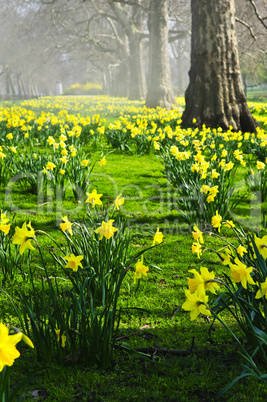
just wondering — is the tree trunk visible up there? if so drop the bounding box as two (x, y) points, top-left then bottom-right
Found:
(108, 61), (129, 98)
(128, 15), (146, 100)
(107, 0), (146, 101)
(146, 0), (176, 110)
(182, 0), (259, 132)
(243, 74), (247, 98)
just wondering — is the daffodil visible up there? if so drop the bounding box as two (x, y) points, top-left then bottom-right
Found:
(46, 161), (56, 171)
(256, 161), (265, 170)
(81, 159), (89, 167)
(224, 220), (235, 228)
(154, 141), (160, 150)
(134, 255), (149, 283)
(9, 146), (17, 153)
(192, 225), (204, 244)
(206, 193), (216, 203)
(187, 267), (220, 294)
(60, 156), (68, 164)
(60, 216), (73, 236)
(94, 219), (118, 240)
(192, 241), (202, 258)
(86, 189), (103, 207)
(200, 184), (210, 194)
(12, 222), (35, 255)
(253, 234), (267, 259)
(99, 156), (107, 166)
(170, 145), (179, 156)
(0, 323), (23, 372)
(237, 245), (247, 257)
(47, 136), (55, 145)
(211, 210), (222, 232)
(211, 169), (220, 179)
(65, 254), (83, 272)
(255, 279), (267, 299)
(223, 161), (234, 171)
(220, 247), (234, 265)
(229, 257), (256, 289)
(152, 227), (163, 246)
(182, 287), (210, 320)
(0, 212), (10, 235)
(114, 194), (124, 210)
(61, 148), (68, 156)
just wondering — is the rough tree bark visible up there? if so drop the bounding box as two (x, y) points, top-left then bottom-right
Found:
(146, 0), (176, 110)
(182, 0), (259, 132)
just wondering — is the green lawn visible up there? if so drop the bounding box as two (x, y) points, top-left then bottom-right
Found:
(0, 97), (267, 401)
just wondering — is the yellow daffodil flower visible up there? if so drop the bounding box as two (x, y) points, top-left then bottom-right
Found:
(192, 225), (204, 244)
(182, 287), (210, 320)
(99, 156), (107, 166)
(81, 159), (89, 167)
(46, 161), (56, 171)
(253, 234), (267, 259)
(86, 189), (103, 207)
(47, 136), (55, 145)
(211, 210), (222, 232)
(152, 227), (163, 246)
(60, 216), (73, 236)
(223, 161), (234, 171)
(65, 254), (83, 272)
(200, 184), (210, 194)
(114, 194), (124, 210)
(224, 220), (235, 228)
(192, 241), (202, 258)
(211, 169), (220, 179)
(12, 222), (35, 255)
(0, 323), (23, 372)
(237, 245), (247, 257)
(255, 279), (267, 299)
(256, 161), (265, 170)
(220, 247), (234, 265)
(134, 255), (149, 284)
(0, 213), (10, 235)
(229, 257), (256, 289)
(94, 219), (118, 240)
(187, 267), (220, 294)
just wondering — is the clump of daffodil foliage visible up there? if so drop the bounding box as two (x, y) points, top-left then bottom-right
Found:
(0, 191), (163, 368)
(182, 213), (267, 394)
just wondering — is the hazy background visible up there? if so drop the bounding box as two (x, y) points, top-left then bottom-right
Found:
(0, 0), (266, 100)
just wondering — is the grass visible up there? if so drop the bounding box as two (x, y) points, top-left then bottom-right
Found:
(0, 97), (267, 401)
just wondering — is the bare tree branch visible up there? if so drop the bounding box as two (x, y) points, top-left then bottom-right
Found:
(107, 0), (149, 11)
(247, 0), (267, 30)
(235, 17), (257, 40)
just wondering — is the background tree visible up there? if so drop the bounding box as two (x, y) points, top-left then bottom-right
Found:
(106, 0), (148, 100)
(235, 0), (267, 96)
(146, 0), (176, 110)
(182, 0), (260, 132)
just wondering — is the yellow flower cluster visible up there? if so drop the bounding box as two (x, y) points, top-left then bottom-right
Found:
(185, 216), (267, 321)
